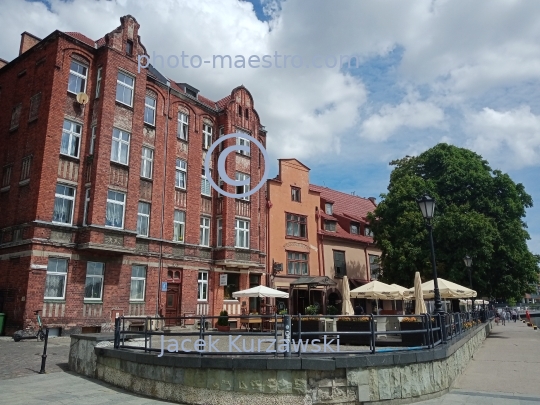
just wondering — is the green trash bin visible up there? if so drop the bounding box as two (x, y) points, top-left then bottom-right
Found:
(0, 313), (5, 336)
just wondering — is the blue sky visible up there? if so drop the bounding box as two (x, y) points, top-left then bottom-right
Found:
(2, 0), (540, 255)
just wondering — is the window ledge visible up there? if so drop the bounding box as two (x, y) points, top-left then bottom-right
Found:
(115, 100), (134, 111)
(223, 299), (240, 303)
(129, 301), (145, 304)
(9, 126), (19, 132)
(110, 160), (130, 169)
(84, 300), (103, 304)
(140, 177), (153, 182)
(44, 300), (66, 303)
(0, 186), (10, 193)
(285, 236), (308, 241)
(51, 221), (75, 228)
(59, 153), (80, 162)
(143, 122), (156, 129)
(19, 179), (30, 187)
(28, 117), (38, 123)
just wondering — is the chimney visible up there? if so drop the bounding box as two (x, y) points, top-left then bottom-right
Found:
(368, 197), (377, 205)
(0, 58), (8, 69)
(19, 32), (42, 56)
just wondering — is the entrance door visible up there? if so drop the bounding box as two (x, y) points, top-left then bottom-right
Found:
(165, 284), (181, 326)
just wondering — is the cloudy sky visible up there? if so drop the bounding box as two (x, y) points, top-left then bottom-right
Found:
(2, 0), (540, 254)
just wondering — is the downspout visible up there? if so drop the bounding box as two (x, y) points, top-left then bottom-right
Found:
(364, 244), (370, 281)
(156, 81), (171, 317)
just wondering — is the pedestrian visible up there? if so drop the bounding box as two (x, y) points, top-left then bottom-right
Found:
(512, 309), (517, 322)
(354, 304), (364, 316)
(526, 309), (531, 323)
(501, 310), (506, 325)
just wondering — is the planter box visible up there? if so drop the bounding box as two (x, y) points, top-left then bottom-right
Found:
(400, 322), (430, 347)
(291, 320), (322, 340)
(336, 321), (371, 345)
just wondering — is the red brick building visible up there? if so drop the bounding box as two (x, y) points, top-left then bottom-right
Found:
(0, 15), (267, 335)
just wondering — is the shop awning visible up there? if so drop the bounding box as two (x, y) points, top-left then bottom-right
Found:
(289, 276), (337, 287)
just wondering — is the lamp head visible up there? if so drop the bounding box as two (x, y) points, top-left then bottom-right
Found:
(416, 195), (435, 220)
(463, 255), (472, 267)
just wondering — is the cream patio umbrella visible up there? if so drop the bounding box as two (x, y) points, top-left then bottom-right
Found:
(232, 285), (289, 298)
(414, 272), (427, 314)
(350, 280), (403, 314)
(341, 276), (354, 315)
(404, 278), (477, 300)
(390, 284), (409, 312)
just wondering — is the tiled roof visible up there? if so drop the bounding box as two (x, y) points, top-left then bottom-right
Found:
(318, 225), (374, 244)
(95, 37), (106, 47)
(310, 184), (376, 220)
(216, 95), (232, 110)
(198, 94), (217, 109)
(64, 32), (97, 48)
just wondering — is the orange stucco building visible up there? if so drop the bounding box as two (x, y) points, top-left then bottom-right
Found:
(266, 159), (382, 315)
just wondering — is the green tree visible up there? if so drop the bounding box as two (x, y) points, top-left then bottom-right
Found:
(367, 143), (539, 301)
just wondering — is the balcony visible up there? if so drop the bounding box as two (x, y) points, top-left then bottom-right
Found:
(235, 199), (250, 217)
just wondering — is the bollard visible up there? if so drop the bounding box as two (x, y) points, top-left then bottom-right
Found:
(39, 328), (49, 374)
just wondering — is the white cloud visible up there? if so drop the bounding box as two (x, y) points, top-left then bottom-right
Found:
(465, 106), (540, 169)
(360, 99), (445, 141)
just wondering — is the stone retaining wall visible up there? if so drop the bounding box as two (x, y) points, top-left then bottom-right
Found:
(69, 322), (493, 404)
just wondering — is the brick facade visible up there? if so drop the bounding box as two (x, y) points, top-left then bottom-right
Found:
(0, 15), (267, 335)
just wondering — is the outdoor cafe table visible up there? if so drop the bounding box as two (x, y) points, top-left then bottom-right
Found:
(241, 317), (263, 331)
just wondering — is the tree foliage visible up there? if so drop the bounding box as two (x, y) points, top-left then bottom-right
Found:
(367, 143), (539, 301)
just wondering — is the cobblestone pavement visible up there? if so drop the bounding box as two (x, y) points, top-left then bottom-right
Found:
(0, 336), (72, 380)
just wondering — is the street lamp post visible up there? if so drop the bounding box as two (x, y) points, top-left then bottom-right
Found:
(463, 255), (474, 313)
(417, 195), (444, 316)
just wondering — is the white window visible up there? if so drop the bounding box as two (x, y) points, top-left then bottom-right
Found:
(130, 265), (146, 301)
(200, 216), (210, 246)
(236, 136), (251, 156)
(116, 71), (134, 106)
(90, 125), (96, 155)
(177, 112), (189, 140)
(235, 219), (249, 249)
(350, 223), (359, 235)
(325, 203), (333, 215)
(198, 271), (208, 301)
(235, 172), (250, 201)
(44, 258), (68, 299)
(95, 67), (102, 98)
(84, 262), (104, 300)
(175, 159), (187, 189)
(105, 190), (125, 229)
(53, 184), (75, 225)
(217, 218), (222, 247)
(201, 168), (211, 196)
(68, 60), (87, 94)
(324, 220), (337, 232)
(83, 188), (91, 226)
(144, 96), (156, 125)
(203, 123), (213, 149)
(137, 202), (150, 237)
(173, 210), (185, 242)
(111, 128), (130, 165)
(61, 119), (81, 158)
(364, 227), (374, 237)
(140, 147), (153, 179)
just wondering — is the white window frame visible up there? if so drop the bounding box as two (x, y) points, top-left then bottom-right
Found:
(61, 119), (82, 158)
(116, 71), (134, 107)
(52, 184), (76, 225)
(200, 216), (210, 246)
(144, 95), (156, 126)
(350, 223), (359, 235)
(197, 271), (208, 301)
(175, 159), (187, 189)
(44, 258), (68, 300)
(177, 112), (189, 140)
(325, 203), (333, 215)
(201, 168), (211, 196)
(235, 172), (250, 201)
(236, 136), (251, 156)
(90, 125), (96, 155)
(111, 128), (131, 165)
(84, 262), (104, 301)
(130, 265), (146, 301)
(364, 226), (374, 237)
(137, 201), (150, 237)
(217, 218), (222, 247)
(140, 147), (153, 179)
(105, 190), (126, 229)
(83, 188), (91, 226)
(95, 67), (102, 98)
(173, 210), (185, 242)
(235, 219), (250, 249)
(68, 60), (87, 94)
(203, 123), (213, 149)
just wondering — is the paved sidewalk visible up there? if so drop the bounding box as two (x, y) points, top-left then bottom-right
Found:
(417, 319), (540, 404)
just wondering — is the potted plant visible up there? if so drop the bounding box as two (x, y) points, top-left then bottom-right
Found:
(399, 316), (435, 347)
(278, 309), (288, 315)
(291, 305), (321, 340)
(336, 316), (372, 345)
(216, 310), (230, 332)
(327, 305), (339, 316)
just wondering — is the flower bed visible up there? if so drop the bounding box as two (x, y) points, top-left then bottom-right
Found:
(336, 316), (372, 345)
(291, 317), (322, 340)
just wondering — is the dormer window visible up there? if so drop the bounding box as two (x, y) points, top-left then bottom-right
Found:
(324, 220), (336, 232)
(186, 88), (197, 97)
(325, 203), (333, 215)
(126, 40), (133, 56)
(291, 187), (301, 202)
(350, 222), (359, 234)
(364, 226), (374, 237)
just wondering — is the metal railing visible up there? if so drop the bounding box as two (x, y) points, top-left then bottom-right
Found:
(112, 309), (495, 357)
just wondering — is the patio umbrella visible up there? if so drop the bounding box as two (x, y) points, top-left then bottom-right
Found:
(414, 272), (427, 315)
(232, 285), (289, 298)
(390, 284), (408, 311)
(350, 280), (403, 300)
(404, 278), (477, 299)
(341, 276), (354, 315)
